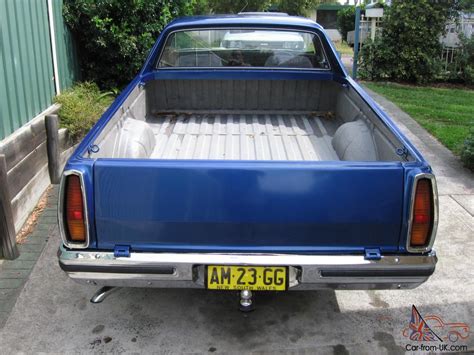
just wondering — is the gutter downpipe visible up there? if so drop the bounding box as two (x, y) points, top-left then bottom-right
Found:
(47, 0), (61, 95)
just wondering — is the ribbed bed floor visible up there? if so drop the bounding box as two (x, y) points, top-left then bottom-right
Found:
(147, 113), (340, 161)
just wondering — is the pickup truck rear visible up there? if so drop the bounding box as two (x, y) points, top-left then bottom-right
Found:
(58, 14), (438, 305)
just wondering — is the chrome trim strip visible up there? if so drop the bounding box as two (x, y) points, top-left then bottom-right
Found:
(406, 173), (439, 253)
(59, 246), (435, 267)
(58, 246), (437, 290)
(58, 170), (90, 249)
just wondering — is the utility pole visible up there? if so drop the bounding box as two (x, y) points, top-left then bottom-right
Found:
(352, 6), (361, 79)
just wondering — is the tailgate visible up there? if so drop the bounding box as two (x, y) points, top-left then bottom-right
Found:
(93, 160), (404, 253)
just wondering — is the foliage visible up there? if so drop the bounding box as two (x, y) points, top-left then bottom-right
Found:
(458, 35), (474, 84)
(63, 0), (343, 89)
(334, 40), (353, 56)
(193, 0), (212, 14)
(461, 129), (474, 171)
(54, 82), (114, 141)
(63, 0), (198, 89)
(207, 0), (271, 13)
(442, 35), (474, 85)
(460, 0), (474, 12)
(364, 82), (474, 154)
(207, 0), (334, 16)
(358, 0), (461, 83)
(336, 5), (364, 43)
(276, 0), (336, 16)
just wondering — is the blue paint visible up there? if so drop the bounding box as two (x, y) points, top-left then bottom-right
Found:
(114, 245), (131, 258)
(93, 160), (403, 253)
(140, 70), (336, 82)
(62, 15), (435, 255)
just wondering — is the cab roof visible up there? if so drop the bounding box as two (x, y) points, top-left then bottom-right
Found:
(165, 14), (323, 32)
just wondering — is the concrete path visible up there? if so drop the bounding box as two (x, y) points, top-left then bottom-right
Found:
(341, 54), (353, 75)
(0, 187), (56, 328)
(0, 90), (473, 353)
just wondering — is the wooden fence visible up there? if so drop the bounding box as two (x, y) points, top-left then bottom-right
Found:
(0, 108), (75, 259)
(0, 0), (79, 259)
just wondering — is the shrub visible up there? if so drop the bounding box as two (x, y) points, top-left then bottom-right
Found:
(207, 0), (271, 13)
(63, 1), (200, 89)
(336, 5), (364, 44)
(357, 36), (392, 80)
(276, 0), (320, 16)
(461, 128), (474, 171)
(442, 35), (474, 85)
(54, 82), (115, 141)
(359, 0), (458, 83)
(208, 0), (318, 15)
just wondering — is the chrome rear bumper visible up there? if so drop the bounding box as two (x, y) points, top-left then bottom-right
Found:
(58, 245), (437, 290)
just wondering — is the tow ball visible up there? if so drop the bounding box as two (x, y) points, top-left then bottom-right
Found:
(239, 290), (255, 312)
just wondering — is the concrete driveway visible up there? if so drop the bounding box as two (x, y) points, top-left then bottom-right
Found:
(0, 90), (473, 353)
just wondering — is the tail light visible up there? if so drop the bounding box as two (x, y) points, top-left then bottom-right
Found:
(59, 172), (89, 248)
(408, 175), (438, 252)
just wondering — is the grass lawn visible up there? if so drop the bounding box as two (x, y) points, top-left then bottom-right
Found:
(363, 82), (473, 154)
(333, 41), (353, 56)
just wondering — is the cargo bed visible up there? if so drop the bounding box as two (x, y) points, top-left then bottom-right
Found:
(88, 79), (413, 162)
(147, 112), (339, 161)
(82, 78), (411, 252)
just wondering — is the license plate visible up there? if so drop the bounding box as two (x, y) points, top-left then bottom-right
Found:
(206, 265), (287, 291)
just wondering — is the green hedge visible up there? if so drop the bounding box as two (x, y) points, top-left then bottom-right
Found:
(358, 0), (461, 84)
(336, 5), (364, 43)
(63, 0), (200, 89)
(441, 35), (474, 85)
(461, 129), (474, 171)
(54, 82), (114, 141)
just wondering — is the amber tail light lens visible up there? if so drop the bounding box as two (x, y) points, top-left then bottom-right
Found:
(65, 175), (86, 242)
(410, 179), (433, 248)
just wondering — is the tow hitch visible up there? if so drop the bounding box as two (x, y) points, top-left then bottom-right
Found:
(90, 286), (257, 312)
(90, 286), (118, 303)
(239, 290), (254, 312)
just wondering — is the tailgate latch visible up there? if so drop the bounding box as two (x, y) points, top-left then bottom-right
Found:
(364, 248), (381, 260)
(114, 245), (131, 258)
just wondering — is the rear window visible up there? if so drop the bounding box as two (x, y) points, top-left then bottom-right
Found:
(157, 29), (330, 70)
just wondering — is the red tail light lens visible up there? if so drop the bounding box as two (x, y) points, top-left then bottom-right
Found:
(65, 175), (86, 242)
(410, 179), (433, 247)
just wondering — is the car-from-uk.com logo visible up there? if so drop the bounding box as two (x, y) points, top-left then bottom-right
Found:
(402, 305), (470, 352)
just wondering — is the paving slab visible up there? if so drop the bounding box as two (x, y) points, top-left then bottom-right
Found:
(451, 194), (474, 216)
(0, 278), (24, 289)
(1, 260), (37, 271)
(0, 187), (57, 330)
(0, 269), (31, 279)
